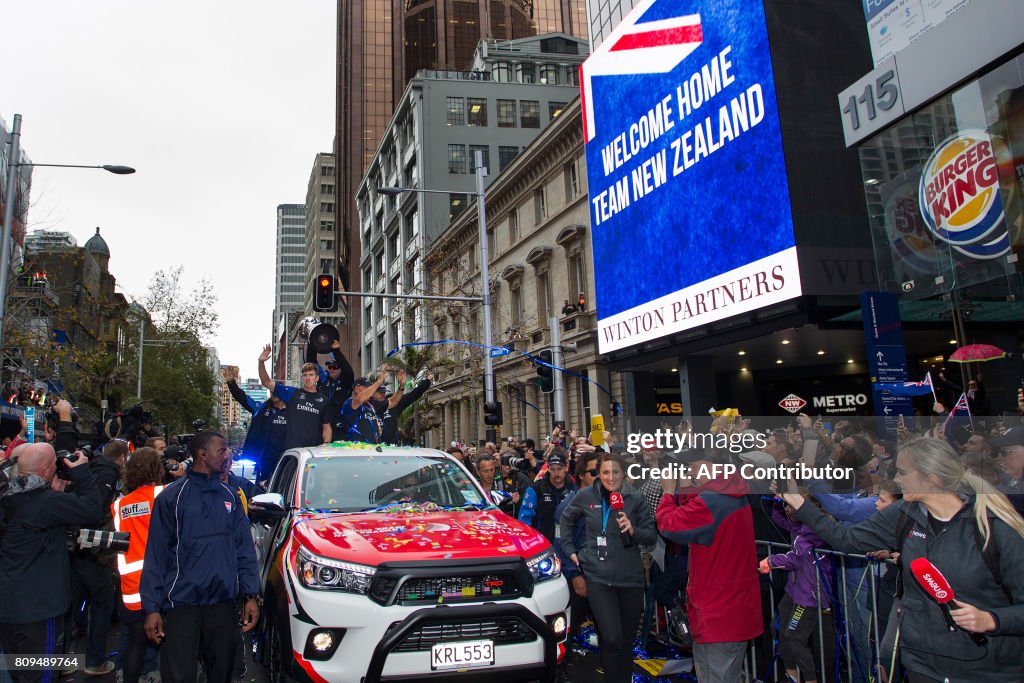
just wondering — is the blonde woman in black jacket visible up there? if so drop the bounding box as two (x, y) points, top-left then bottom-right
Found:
(783, 437), (1024, 683)
(560, 452), (657, 682)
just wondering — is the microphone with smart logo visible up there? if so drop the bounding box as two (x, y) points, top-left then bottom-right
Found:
(609, 491), (633, 548)
(909, 557), (987, 646)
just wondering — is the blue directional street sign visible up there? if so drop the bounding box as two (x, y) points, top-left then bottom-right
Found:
(489, 347), (511, 358)
(25, 407), (35, 443)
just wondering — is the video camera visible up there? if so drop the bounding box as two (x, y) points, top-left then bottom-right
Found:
(164, 457), (193, 474)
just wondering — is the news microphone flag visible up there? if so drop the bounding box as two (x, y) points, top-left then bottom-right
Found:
(608, 491), (633, 548)
(873, 372), (934, 397)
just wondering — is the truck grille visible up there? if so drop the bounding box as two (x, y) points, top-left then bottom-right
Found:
(394, 574), (522, 605)
(388, 616), (537, 653)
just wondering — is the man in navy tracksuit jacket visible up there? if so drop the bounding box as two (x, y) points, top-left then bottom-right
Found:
(139, 433), (260, 683)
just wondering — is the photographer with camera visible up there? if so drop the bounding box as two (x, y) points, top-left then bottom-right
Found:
(140, 433), (259, 683)
(63, 439), (128, 677)
(0, 443), (101, 683)
(497, 450), (533, 517)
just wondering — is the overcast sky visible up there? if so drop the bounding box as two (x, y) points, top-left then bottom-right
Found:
(3, 0), (336, 378)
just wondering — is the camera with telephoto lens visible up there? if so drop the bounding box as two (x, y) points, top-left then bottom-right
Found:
(70, 528), (130, 553)
(501, 454), (529, 471)
(164, 457), (193, 473)
(54, 450), (82, 479)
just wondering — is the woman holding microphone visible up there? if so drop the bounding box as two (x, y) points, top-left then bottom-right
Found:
(781, 436), (1024, 682)
(559, 452), (657, 682)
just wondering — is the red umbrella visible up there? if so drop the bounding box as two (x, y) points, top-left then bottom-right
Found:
(949, 343), (1006, 363)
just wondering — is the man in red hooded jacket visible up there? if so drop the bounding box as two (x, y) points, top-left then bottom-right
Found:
(656, 457), (763, 683)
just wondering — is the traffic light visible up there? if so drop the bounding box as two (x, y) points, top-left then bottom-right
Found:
(314, 273), (337, 311)
(483, 400), (503, 426)
(537, 349), (554, 394)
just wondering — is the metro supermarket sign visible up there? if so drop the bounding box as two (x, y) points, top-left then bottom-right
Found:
(582, 0), (800, 353)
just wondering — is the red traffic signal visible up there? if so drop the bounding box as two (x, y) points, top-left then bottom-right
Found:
(314, 274), (337, 312)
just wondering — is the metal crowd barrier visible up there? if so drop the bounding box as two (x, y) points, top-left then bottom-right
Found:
(739, 541), (897, 683)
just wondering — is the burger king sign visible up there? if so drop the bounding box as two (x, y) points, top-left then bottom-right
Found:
(918, 129), (1009, 260)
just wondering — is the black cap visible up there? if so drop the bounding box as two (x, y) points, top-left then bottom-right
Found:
(325, 361), (340, 369)
(354, 376), (372, 387)
(991, 426), (1024, 449)
(547, 452), (567, 468)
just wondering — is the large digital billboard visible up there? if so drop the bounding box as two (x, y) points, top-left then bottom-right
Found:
(581, 0), (800, 353)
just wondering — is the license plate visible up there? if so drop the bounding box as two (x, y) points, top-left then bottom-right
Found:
(430, 639), (494, 671)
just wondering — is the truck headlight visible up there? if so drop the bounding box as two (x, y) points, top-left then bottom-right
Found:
(527, 549), (561, 583)
(297, 548), (375, 594)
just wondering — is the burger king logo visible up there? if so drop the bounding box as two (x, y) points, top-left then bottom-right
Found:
(918, 130), (1009, 260)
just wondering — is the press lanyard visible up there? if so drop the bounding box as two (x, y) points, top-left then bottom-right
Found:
(601, 498), (612, 536)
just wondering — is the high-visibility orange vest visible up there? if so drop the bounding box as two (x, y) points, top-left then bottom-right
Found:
(111, 484), (164, 610)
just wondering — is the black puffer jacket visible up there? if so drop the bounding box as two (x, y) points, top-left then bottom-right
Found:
(796, 495), (1024, 681)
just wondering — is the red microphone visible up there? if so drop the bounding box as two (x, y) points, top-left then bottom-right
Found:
(910, 557), (987, 645)
(608, 491), (633, 548)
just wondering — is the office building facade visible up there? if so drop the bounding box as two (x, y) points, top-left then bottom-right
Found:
(354, 34), (588, 373)
(334, 0), (588, 367)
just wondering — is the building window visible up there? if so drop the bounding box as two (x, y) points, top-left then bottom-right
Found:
(449, 194), (468, 221)
(448, 144), (467, 174)
(492, 61), (512, 82)
(564, 161), (579, 200)
(539, 65), (560, 85)
(497, 100), (517, 128)
(565, 67), (578, 87)
(508, 210), (519, 243)
(320, 239), (334, 251)
(534, 187), (546, 224)
(321, 202), (334, 212)
(498, 145), (519, 171)
(536, 271), (551, 323)
(387, 231), (399, 262)
(320, 183), (335, 194)
(487, 229), (496, 256)
(467, 98), (487, 126)
(516, 63), (535, 84)
(469, 145), (490, 174)
(510, 282), (524, 326)
(578, 369), (592, 426)
(378, 331), (387, 360)
(568, 251), (587, 305)
(321, 165), (335, 176)
(549, 102), (567, 120)
(446, 97), (465, 126)
(363, 305), (372, 330)
(375, 250), (385, 278)
(520, 100), (540, 128)
(403, 211), (418, 243)
(390, 274), (400, 295)
(320, 220), (335, 231)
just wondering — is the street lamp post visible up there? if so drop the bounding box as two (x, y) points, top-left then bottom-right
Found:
(379, 151), (498, 443)
(0, 113), (135, 352)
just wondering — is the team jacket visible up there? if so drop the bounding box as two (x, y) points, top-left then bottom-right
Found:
(139, 470), (259, 614)
(656, 474), (763, 644)
(227, 380), (286, 479)
(112, 484), (165, 610)
(519, 473), (576, 543)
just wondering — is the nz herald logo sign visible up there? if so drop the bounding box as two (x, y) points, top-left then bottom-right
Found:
(581, 0), (800, 354)
(918, 130), (1009, 260)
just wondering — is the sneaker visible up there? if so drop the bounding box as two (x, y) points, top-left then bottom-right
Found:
(84, 661), (115, 677)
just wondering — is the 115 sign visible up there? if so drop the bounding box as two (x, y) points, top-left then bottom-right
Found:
(838, 60), (906, 147)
